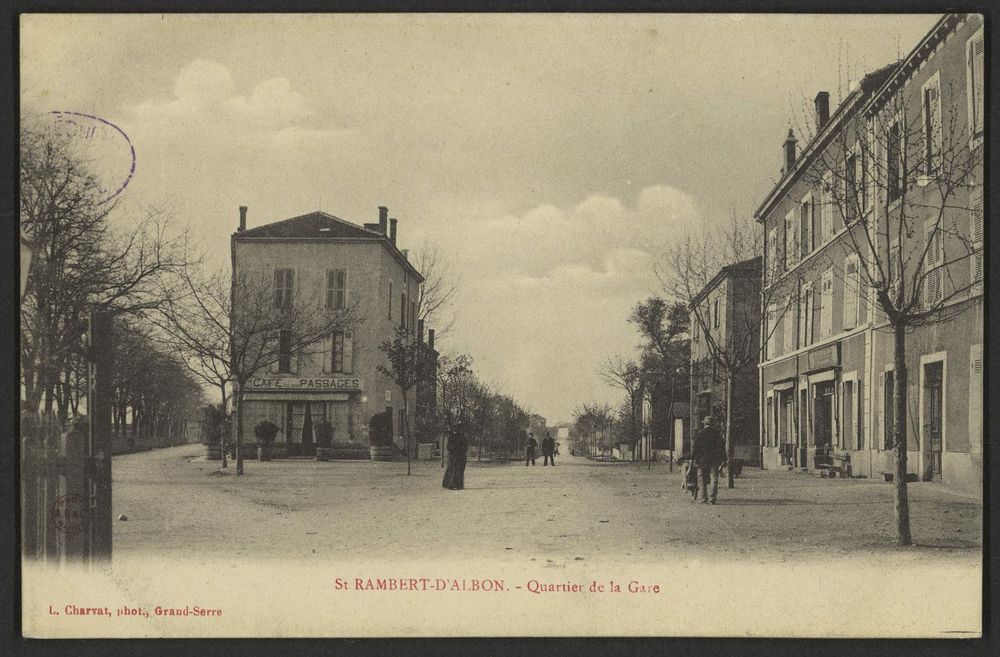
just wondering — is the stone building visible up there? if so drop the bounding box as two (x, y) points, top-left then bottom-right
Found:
(231, 205), (425, 456)
(756, 14), (983, 493)
(689, 257), (762, 465)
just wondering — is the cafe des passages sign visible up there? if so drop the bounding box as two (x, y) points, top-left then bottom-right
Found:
(247, 376), (363, 392)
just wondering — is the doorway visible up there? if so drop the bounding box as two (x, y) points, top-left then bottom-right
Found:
(813, 381), (835, 467)
(923, 361), (944, 480)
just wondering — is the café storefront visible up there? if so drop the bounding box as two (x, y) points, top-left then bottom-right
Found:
(238, 376), (365, 456)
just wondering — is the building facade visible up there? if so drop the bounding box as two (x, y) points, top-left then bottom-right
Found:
(756, 14), (983, 493)
(232, 206), (425, 455)
(689, 257), (762, 465)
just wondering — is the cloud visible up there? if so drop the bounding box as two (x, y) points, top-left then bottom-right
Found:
(128, 59), (342, 143)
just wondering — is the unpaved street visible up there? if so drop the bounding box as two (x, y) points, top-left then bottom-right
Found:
(111, 445), (980, 567)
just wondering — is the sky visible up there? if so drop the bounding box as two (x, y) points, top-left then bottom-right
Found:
(20, 13), (939, 423)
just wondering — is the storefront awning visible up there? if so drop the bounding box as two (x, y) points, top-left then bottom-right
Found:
(244, 392), (351, 402)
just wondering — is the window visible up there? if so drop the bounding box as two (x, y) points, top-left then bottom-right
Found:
(842, 380), (854, 450)
(783, 295), (795, 354)
(889, 238), (902, 302)
(821, 171), (834, 238)
(388, 281), (393, 320)
(844, 151), (858, 223)
(766, 304), (778, 358)
(800, 195), (813, 255)
(843, 255), (860, 330)
(799, 284), (813, 348)
(923, 220), (944, 308)
(967, 26), (984, 146)
(859, 141), (870, 215)
(768, 227), (779, 279)
(887, 120), (901, 203)
(922, 74), (942, 179)
(273, 269), (294, 309)
(971, 187), (983, 293)
(332, 331), (345, 372)
(400, 293), (407, 330)
(326, 269), (347, 310)
(713, 298), (720, 328)
(785, 210), (799, 269)
(277, 329), (292, 373)
(410, 299), (417, 335)
(969, 344), (983, 454)
(820, 269), (833, 339)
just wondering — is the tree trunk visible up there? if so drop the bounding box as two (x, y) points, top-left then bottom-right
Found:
(892, 321), (912, 546)
(725, 373), (735, 489)
(235, 388), (245, 475)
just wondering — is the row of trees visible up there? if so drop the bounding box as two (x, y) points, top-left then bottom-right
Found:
(20, 116), (202, 441)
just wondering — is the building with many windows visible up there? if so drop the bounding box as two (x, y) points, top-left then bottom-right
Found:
(232, 205), (425, 456)
(689, 256), (762, 465)
(756, 13), (983, 492)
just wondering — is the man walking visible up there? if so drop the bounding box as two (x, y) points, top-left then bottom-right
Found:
(526, 433), (538, 466)
(541, 431), (556, 466)
(690, 415), (726, 504)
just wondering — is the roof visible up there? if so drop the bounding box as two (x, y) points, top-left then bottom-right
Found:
(753, 62), (898, 223)
(235, 210), (423, 282)
(690, 256), (762, 307)
(238, 211), (381, 239)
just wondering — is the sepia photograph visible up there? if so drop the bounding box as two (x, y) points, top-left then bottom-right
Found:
(17, 11), (985, 639)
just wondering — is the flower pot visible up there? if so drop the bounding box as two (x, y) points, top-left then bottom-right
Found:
(206, 445), (222, 460)
(370, 445), (394, 461)
(258, 446), (271, 462)
(315, 447), (331, 462)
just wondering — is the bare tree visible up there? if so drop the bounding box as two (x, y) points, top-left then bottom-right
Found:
(599, 356), (643, 460)
(790, 64), (981, 545)
(413, 239), (460, 339)
(155, 262), (356, 474)
(662, 214), (787, 488)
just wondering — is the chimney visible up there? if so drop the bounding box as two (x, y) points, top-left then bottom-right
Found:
(418, 319), (425, 343)
(389, 218), (398, 245)
(814, 91), (830, 130)
(378, 206), (388, 235)
(238, 206), (247, 232)
(428, 328), (435, 351)
(783, 128), (798, 175)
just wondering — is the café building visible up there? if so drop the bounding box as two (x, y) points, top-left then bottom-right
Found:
(231, 205), (424, 455)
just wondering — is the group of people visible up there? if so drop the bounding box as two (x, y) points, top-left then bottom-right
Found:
(524, 431), (556, 466)
(442, 428), (561, 490)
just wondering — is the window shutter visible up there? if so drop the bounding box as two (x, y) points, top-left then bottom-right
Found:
(344, 331), (354, 374)
(322, 332), (333, 374)
(968, 30), (984, 139)
(290, 344), (299, 374)
(821, 271), (833, 339)
(843, 258), (858, 330)
(768, 228), (778, 279)
(969, 344), (982, 454)
(971, 188), (984, 291)
(877, 372), (886, 451)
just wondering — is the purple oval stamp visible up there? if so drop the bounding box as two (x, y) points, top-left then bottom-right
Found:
(47, 111), (136, 204)
(52, 494), (89, 534)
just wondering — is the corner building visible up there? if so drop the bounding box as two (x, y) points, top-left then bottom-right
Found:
(232, 206), (424, 455)
(756, 14), (983, 493)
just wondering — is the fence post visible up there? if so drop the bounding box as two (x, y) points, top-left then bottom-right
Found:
(88, 310), (113, 562)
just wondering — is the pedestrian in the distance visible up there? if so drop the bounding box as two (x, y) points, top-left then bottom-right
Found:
(443, 425), (469, 490)
(689, 415), (726, 504)
(541, 432), (556, 466)
(526, 433), (538, 466)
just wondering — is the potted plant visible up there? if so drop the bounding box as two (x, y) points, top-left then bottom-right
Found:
(369, 411), (394, 461)
(315, 419), (334, 461)
(254, 420), (279, 462)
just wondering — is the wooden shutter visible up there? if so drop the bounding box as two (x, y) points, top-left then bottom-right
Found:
(969, 344), (982, 454)
(968, 29), (985, 139)
(821, 270), (833, 339)
(843, 258), (858, 330)
(971, 188), (984, 291)
(322, 332), (333, 374)
(343, 331), (354, 374)
(768, 228), (778, 279)
(924, 223), (943, 306)
(877, 371), (886, 451)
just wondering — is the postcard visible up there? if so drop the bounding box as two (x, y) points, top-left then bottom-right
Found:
(19, 12), (983, 638)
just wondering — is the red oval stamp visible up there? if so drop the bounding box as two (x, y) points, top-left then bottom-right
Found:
(52, 494), (89, 534)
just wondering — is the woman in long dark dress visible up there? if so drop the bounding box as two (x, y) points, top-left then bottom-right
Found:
(443, 427), (468, 490)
